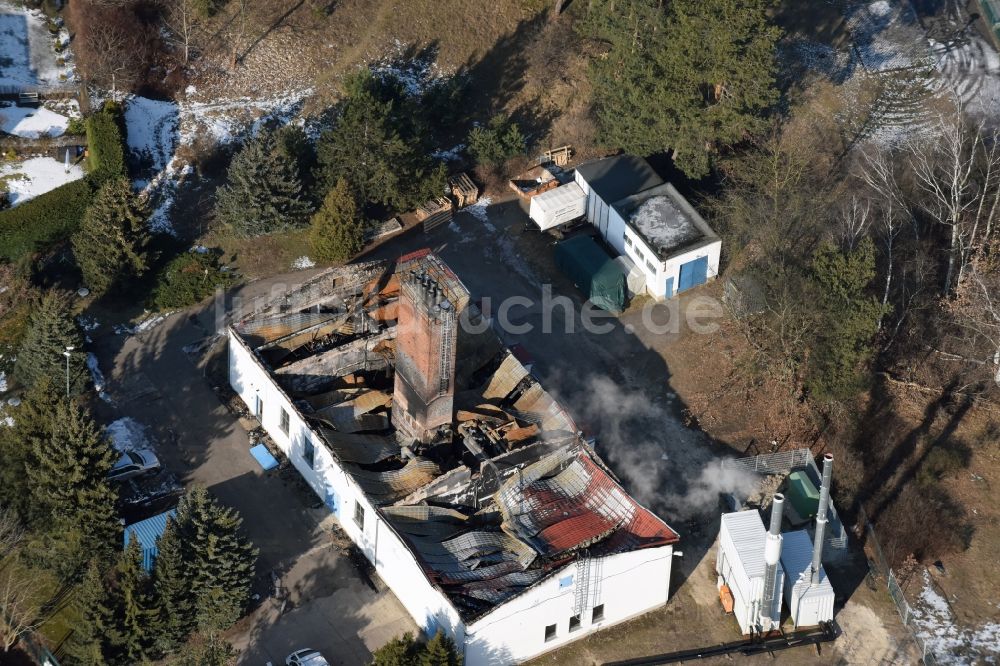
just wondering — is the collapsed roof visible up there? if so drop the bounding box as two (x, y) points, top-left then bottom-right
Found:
(232, 251), (679, 620)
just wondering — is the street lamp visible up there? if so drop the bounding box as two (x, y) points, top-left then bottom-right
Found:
(63, 346), (74, 397)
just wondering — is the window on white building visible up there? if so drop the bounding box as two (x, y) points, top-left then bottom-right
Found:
(303, 437), (315, 469)
(544, 624), (557, 642)
(569, 614), (581, 632)
(354, 501), (366, 530)
(646, 260), (657, 274)
(279, 407), (290, 435)
(624, 235), (632, 248)
(592, 604), (605, 622)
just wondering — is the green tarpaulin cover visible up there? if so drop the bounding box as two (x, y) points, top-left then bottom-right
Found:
(553, 235), (627, 313)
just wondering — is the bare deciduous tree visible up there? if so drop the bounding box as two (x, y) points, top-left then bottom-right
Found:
(950, 254), (1000, 386)
(162, 0), (202, 64)
(0, 509), (40, 654)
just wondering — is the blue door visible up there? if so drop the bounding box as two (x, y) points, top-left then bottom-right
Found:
(664, 277), (674, 298)
(678, 256), (708, 292)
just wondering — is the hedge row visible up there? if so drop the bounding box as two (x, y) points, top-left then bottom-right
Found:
(0, 179), (96, 262)
(85, 102), (127, 182)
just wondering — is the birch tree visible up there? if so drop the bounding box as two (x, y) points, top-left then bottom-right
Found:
(0, 509), (41, 654)
(950, 254), (1000, 386)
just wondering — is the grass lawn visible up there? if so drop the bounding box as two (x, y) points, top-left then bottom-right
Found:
(199, 227), (316, 281)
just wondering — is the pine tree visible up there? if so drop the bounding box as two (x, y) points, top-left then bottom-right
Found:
(214, 130), (313, 237)
(420, 632), (458, 666)
(72, 177), (151, 296)
(151, 518), (194, 652)
(12, 291), (87, 394)
(115, 536), (157, 662)
(309, 179), (364, 264)
(173, 631), (237, 666)
(467, 114), (525, 168)
(371, 632), (419, 666)
(172, 487), (258, 632)
(64, 560), (120, 666)
(25, 400), (119, 562)
(581, 0), (780, 178)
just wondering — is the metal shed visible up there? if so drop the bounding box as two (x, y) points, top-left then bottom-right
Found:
(780, 530), (835, 628)
(123, 509), (176, 571)
(716, 510), (784, 636)
(529, 182), (586, 230)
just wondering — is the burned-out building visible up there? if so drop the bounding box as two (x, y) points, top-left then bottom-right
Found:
(228, 250), (680, 664)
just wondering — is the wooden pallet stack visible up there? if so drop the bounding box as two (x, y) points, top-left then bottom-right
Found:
(416, 197), (454, 232)
(448, 172), (479, 208)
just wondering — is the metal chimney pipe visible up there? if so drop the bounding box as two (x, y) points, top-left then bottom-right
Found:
(811, 454), (834, 585)
(760, 493), (785, 631)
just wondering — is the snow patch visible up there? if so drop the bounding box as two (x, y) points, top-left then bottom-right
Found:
(461, 196), (494, 229)
(0, 104), (68, 138)
(0, 3), (77, 88)
(291, 256), (316, 270)
(0, 370), (6, 392)
(910, 572), (1000, 664)
(86, 352), (111, 403)
(0, 157), (85, 206)
(106, 417), (151, 453)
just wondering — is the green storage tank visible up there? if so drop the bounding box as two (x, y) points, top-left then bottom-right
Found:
(786, 471), (820, 520)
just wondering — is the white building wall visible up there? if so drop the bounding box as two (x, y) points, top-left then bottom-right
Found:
(659, 240), (722, 299)
(228, 331), (466, 646)
(465, 546), (673, 665)
(575, 169), (612, 238)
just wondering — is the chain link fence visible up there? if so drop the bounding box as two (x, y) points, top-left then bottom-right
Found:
(859, 504), (938, 665)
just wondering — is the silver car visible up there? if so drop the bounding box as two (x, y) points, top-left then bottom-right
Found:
(285, 649), (329, 666)
(107, 449), (160, 482)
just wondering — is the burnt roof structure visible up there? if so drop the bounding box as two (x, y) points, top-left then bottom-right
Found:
(231, 251), (679, 621)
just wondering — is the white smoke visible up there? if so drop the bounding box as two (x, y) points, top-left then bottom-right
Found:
(564, 375), (758, 520)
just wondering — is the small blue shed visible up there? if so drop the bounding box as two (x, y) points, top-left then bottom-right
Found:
(123, 509), (176, 571)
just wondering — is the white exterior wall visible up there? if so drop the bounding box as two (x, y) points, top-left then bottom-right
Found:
(716, 513), (783, 636)
(575, 169), (612, 238)
(228, 331), (466, 648)
(465, 546), (673, 665)
(780, 530), (835, 628)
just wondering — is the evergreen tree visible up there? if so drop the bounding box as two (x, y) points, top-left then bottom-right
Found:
(420, 632), (458, 666)
(309, 179), (365, 264)
(806, 238), (888, 402)
(25, 400), (119, 562)
(151, 518), (193, 652)
(72, 177), (151, 296)
(172, 487), (257, 632)
(173, 631), (237, 666)
(214, 130), (313, 237)
(371, 632), (419, 666)
(467, 114), (525, 168)
(115, 536), (157, 662)
(64, 560), (120, 666)
(0, 379), (57, 519)
(581, 0), (780, 178)
(12, 291), (87, 394)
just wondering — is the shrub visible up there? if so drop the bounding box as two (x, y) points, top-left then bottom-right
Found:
(0, 178), (95, 261)
(66, 117), (85, 136)
(86, 103), (128, 182)
(467, 114), (525, 168)
(150, 249), (237, 310)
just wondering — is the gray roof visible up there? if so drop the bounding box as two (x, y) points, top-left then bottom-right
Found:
(575, 155), (663, 205)
(614, 183), (719, 260)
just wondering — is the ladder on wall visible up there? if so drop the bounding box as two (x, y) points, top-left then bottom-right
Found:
(574, 554), (603, 617)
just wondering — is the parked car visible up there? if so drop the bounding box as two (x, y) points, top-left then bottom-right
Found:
(107, 449), (160, 482)
(285, 649), (329, 666)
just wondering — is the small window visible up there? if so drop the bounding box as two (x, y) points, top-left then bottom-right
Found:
(279, 407), (290, 435)
(255, 395), (263, 420)
(569, 614), (581, 632)
(624, 235), (632, 247)
(354, 501), (366, 529)
(646, 260), (657, 274)
(303, 438), (315, 469)
(544, 624), (557, 642)
(592, 604), (605, 622)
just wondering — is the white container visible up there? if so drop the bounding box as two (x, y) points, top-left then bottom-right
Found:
(780, 530), (835, 628)
(717, 511), (784, 635)
(529, 182), (586, 230)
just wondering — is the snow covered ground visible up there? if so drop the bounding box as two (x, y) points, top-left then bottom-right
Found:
(930, 33), (1000, 125)
(124, 90), (311, 234)
(0, 104), (68, 138)
(106, 417), (153, 453)
(911, 572), (1000, 664)
(0, 2), (75, 88)
(0, 156), (84, 206)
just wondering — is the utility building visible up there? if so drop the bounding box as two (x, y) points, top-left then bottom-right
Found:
(572, 155), (721, 300)
(228, 251), (680, 665)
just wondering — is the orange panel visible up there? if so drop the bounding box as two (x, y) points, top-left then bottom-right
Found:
(719, 585), (735, 613)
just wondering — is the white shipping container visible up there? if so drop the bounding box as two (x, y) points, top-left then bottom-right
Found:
(717, 511), (784, 635)
(529, 182), (587, 230)
(779, 530), (835, 628)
